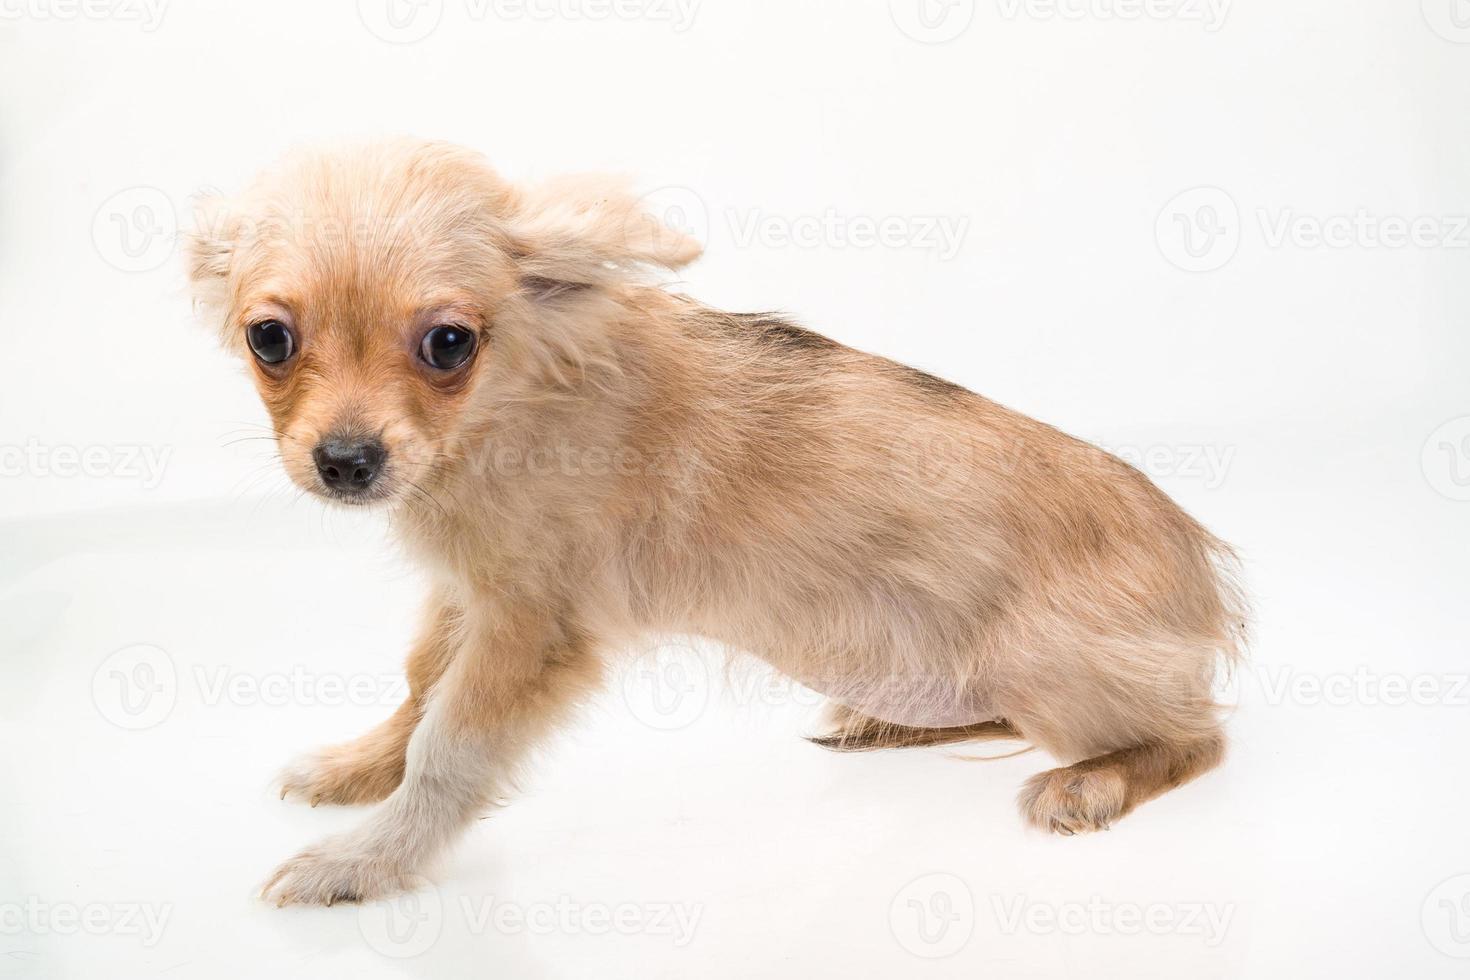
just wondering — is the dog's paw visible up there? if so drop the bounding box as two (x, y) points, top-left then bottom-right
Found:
(260, 837), (408, 907)
(1018, 766), (1126, 835)
(277, 746), (402, 807)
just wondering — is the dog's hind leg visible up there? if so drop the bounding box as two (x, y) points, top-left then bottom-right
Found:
(1017, 731), (1225, 834)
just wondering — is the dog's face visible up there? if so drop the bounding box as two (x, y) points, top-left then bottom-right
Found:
(231, 284), (486, 507)
(186, 141), (700, 508)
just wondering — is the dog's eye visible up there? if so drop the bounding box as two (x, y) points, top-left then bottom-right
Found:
(420, 324), (476, 371)
(246, 319), (295, 365)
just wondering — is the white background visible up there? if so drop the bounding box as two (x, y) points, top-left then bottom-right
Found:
(3, 0), (1469, 976)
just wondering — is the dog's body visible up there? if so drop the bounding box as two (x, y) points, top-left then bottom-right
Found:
(189, 140), (1244, 906)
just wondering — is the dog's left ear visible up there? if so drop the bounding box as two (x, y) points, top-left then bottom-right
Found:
(184, 190), (241, 322)
(504, 175), (702, 300)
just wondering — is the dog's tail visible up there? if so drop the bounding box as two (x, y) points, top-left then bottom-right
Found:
(809, 704), (1030, 756)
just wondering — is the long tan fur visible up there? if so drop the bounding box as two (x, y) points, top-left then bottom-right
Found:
(188, 140), (1247, 905)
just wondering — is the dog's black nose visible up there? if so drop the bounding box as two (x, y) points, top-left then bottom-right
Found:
(313, 438), (385, 493)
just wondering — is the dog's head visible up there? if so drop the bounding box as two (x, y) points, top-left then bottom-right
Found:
(187, 139), (700, 507)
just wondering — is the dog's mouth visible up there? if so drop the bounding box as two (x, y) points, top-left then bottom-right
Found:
(313, 481), (397, 508)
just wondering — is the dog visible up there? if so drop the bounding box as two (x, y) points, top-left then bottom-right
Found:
(186, 139), (1246, 906)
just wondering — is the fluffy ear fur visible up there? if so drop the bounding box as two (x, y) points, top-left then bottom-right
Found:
(180, 154), (702, 386)
(504, 175), (703, 298)
(184, 190), (240, 324)
(488, 176), (704, 391)
(184, 165), (703, 318)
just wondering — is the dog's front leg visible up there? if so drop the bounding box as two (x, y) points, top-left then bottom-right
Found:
(278, 590), (460, 806)
(261, 598), (601, 907)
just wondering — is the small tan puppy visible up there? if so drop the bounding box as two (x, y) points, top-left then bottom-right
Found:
(188, 140), (1245, 906)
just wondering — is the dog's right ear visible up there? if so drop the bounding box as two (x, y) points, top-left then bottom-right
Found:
(503, 175), (703, 302)
(490, 176), (703, 389)
(184, 190), (239, 320)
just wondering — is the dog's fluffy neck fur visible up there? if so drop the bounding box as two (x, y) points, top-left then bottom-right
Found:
(388, 284), (675, 593)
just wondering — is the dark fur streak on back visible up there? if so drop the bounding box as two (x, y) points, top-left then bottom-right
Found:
(899, 364), (968, 398)
(758, 318), (840, 352)
(696, 309), (844, 353)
